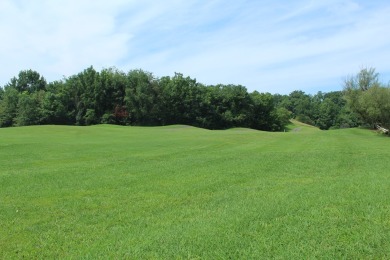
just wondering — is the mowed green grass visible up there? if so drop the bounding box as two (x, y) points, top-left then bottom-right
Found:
(1, 122), (389, 259)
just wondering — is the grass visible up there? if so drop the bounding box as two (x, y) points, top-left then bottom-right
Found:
(0, 122), (389, 258)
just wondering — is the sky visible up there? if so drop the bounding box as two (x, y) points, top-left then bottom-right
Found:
(1, 0), (390, 94)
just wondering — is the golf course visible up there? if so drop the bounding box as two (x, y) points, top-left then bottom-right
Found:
(1, 121), (389, 258)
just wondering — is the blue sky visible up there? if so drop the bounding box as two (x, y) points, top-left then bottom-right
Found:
(1, 0), (390, 94)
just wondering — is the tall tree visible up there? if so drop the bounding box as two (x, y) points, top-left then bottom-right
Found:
(99, 67), (128, 124)
(344, 67), (389, 129)
(15, 91), (45, 126)
(0, 87), (19, 127)
(316, 98), (338, 130)
(6, 69), (47, 93)
(287, 90), (314, 125)
(248, 91), (274, 130)
(126, 69), (161, 125)
(63, 66), (101, 125)
(159, 73), (202, 125)
(41, 81), (70, 124)
(1, 67), (292, 131)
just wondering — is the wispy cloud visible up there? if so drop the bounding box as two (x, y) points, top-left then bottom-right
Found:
(1, 0), (389, 94)
(0, 0), (132, 80)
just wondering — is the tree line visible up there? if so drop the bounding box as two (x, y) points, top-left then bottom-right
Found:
(0, 67), (290, 131)
(0, 67), (388, 132)
(343, 68), (390, 130)
(274, 90), (362, 130)
(273, 68), (389, 131)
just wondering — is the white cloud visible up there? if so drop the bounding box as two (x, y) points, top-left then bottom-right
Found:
(1, 0), (389, 94)
(117, 0), (390, 93)
(0, 0), (132, 83)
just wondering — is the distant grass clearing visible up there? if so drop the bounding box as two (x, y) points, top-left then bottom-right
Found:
(1, 122), (389, 258)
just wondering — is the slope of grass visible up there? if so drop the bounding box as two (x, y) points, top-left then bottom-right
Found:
(0, 123), (389, 258)
(285, 119), (320, 132)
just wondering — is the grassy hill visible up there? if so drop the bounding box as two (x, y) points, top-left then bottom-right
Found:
(1, 122), (389, 258)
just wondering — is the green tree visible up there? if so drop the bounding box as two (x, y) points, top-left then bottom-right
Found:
(345, 67), (379, 91)
(248, 91), (275, 130)
(286, 90), (314, 124)
(126, 69), (161, 125)
(15, 91), (45, 126)
(275, 107), (292, 130)
(316, 98), (338, 130)
(344, 67), (389, 129)
(158, 73), (204, 126)
(99, 67), (128, 124)
(6, 69), (47, 93)
(64, 66), (101, 125)
(314, 91), (354, 130)
(218, 84), (250, 128)
(0, 67), (293, 131)
(359, 85), (390, 129)
(41, 81), (71, 124)
(0, 87), (19, 127)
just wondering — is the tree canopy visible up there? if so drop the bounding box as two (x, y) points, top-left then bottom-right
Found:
(1, 66), (388, 133)
(0, 67), (286, 131)
(343, 68), (390, 129)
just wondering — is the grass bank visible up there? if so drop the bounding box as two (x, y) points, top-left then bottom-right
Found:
(0, 123), (389, 258)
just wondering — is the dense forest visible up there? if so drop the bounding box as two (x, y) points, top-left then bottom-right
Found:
(0, 67), (389, 132)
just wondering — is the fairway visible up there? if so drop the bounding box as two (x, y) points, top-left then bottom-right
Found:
(1, 123), (389, 258)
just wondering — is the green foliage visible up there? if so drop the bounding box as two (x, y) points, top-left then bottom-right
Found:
(288, 90), (312, 118)
(0, 87), (19, 127)
(14, 91), (44, 126)
(276, 90), (360, 130)
(5, 69), (47, 93)
(361, 86), (390, 128)
(40, 81), (70, 124)
(5, 66), (386, 131)
(125, 70), (161, 125)
(275, 107), (292, 128)
(344, 67), (390, 129)
(99, 67), (128, 124)
(1, 125), (389, 258)
(101, 112), (116, 124)
(84, 109), (97, 125)
(345, 67), (379, 91)
(1, 67), (288, 131)
(158, 73), (206, 126)
(210, 84), (251, 128)
(249, 91), (280, 130)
